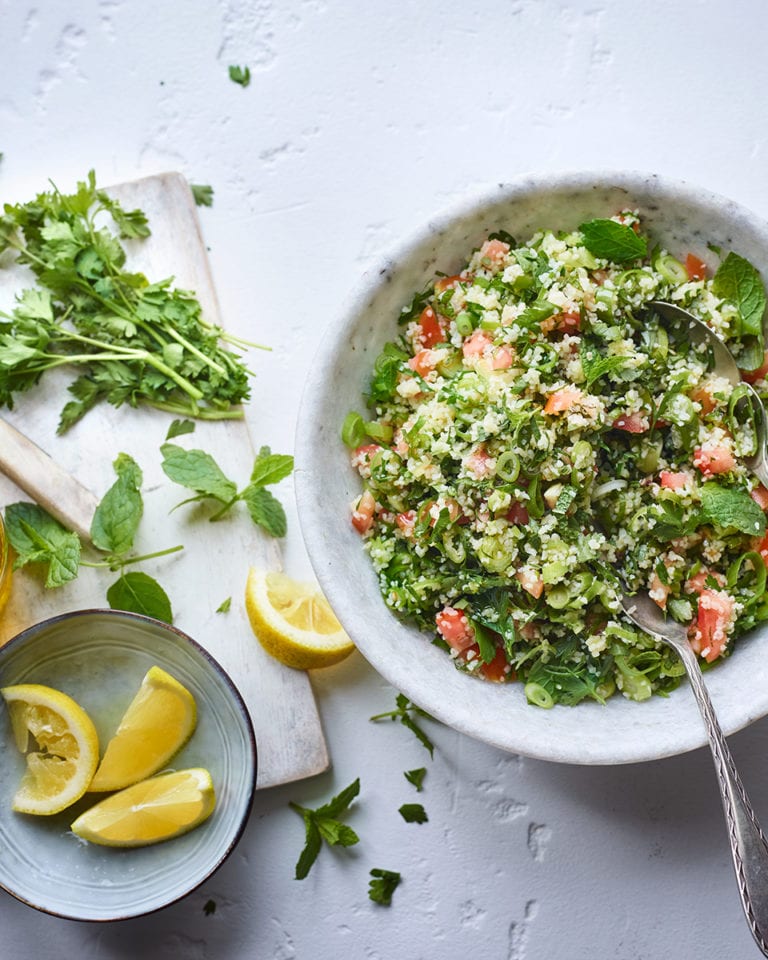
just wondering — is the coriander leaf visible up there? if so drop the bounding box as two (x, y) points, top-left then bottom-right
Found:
(190, 184), (214, 208)
(579, 218), (647, 263)
(203, 900), (216, 916)
(404, 768), (426, 791)
(700, 483), (767, 536)
(398, 803), (428, 824)
(241, 485), (287, 537)
(4, 502), (80, 587)
(216, 596), (232, 613)
(106, 571), (173, 623)
(713, 252), (767, 339)
(250, 448), (294, 487)
(368, 869), (401, 906)
(228, 64), (251, 87)
(166, 418), (196, 440)
(160, 444), (238, 503)
(294, 816), (322, 880)
(90, 453), (143, 554)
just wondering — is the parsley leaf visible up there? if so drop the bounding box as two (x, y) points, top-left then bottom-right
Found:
(370, 693), (435, 757)
(106, 571), (173, 623)
(289, 778), (361, 879)
(398, 803), (428, 824)
(368, 868), (401, 906)
(579, 218), (647, 263)
(4, 502), (80, 587)
(700, 483), (767, 536)
(190, 184), (214, 208)
(228, 64), (251, 87)
(404, 767), (426, 791)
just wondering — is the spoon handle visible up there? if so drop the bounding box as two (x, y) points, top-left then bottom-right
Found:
(745, 383), (768, 490)
(678, 641), (768, 955)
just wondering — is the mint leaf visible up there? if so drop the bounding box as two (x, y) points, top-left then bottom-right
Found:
(712, 252), (767, 338)
(190, 184), (214, 208)
(241, 485), (287, 537)
(203, 899), (216, 916)
(370, 694), (435, 757)
(700, 483), (767, 536)
(4, 502), (81, 587)
(165, 418), (195, 440)
(106, 571), (173, 623)
(404, 768), (426, 791)
(290, 779), (361, 879)
(228, 64), (251, 87)
(579, 339), (631, 387)
(398, 803), (428, 824)
(216, 596), (232, 613)
(90, 453), (143, 554)
(250, 447), (294, 487)
(579, 219), (647, 263)
(368, 869), (401, 906)
(160, 443), (238, 503)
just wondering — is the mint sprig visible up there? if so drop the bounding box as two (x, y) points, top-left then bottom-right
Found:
(370, 693), (435, 757)
(579, 218), (647, 263)
(289, 778), (360, 879)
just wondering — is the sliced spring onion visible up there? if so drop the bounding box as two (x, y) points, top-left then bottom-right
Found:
(592, 478), (627, 500)
(341, 411), (367, 447)
(524, 682), (554, 709)
(654, 253), (688, 284)
(495, 450), (520, 482)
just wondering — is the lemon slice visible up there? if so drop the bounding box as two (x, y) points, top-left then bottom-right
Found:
(71, 768), (215, 847)
(1, 683), (99, 815)
(88, 666), (196, 793)
(245, 568), (355, 669)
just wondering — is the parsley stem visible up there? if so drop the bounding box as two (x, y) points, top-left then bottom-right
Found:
(162, 325), (228, 376)
(146, 399), (244, 420)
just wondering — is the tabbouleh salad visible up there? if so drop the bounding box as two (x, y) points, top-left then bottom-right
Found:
(343, 213), (768, 708)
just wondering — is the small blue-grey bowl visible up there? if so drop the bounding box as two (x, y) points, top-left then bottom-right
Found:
(0, 609), (257, 921)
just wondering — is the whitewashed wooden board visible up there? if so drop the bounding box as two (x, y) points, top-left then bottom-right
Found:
(0, 172), (329, 790)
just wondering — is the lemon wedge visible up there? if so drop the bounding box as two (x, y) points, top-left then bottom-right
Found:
(71, 768), (215, 847)
(1, 683), (100, 815)
(88, 666), (196, 793)
(245, 568), (355, 669)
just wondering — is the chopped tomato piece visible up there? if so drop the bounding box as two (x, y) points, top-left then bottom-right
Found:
(392, 428), (409, 457)
(742, 350), (768, 384)
(751, 485), (768, 511)
(690, 589), (734, 662)
(434, 274), (467, 294)
(685, 253), (708, 281)
(465, 447), (494, 479)
(408, 349), (439, 377)
(685, 569), (726, 593)
(462, 329), (493, 358)
(416, 306), (445, 348)
(556, 310), (581, 333)
(506, 502), (530, 526)
(659, 471), (689, 490)
(351, 444), (382, 476)
(690, 384), (716, 415)
(693, 444), (735, 476)
(478, 646), (512, 682)
(479, 238), (510, 265)
(612, 412), (648, 434)
(649, 571), (670, 610)
(395, 510), (416, 536)
(544, 387), (582, 415)
(516, 568), (544, 599)
(435, 606), (475, 652)
(491, 345), (515, 369)
(351, 490), (375, 534)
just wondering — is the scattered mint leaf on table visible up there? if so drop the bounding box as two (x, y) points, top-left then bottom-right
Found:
(398, 803), (428, 824)
(289, 778), (361, 879)
(106, 571), (173, 623)
(368, 869), (401, 906)
(228, 65), (251, 87)
(90, 453), (143, 554)
(700, 483), (767, 536)
(4, 502), (80, 587)
(190, 184), (214, 207)
(203, 899), (216, 916)
(166, 419), (196, 440)
(216, 596), (232, 613)
(579, 218), (647, 263)
(160, 442), (293, 537)
(404, 768), (426, 791)
(370, 693), (435, 757)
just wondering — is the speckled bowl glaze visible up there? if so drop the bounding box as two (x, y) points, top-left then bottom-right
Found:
(0, 609), (256, 920)
(296, 172), (768, 765)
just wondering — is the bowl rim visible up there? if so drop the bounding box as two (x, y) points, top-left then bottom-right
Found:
(295, 169), (768, 765)
(0, 607), (258, 921)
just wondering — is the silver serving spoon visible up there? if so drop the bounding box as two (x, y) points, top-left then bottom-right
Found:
(648, 300), (768, 487)
(620, 590), (768, 957)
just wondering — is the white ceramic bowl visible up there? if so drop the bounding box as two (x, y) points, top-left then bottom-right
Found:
(0, 609), (256, 920)
(296, 171), (768, 765)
